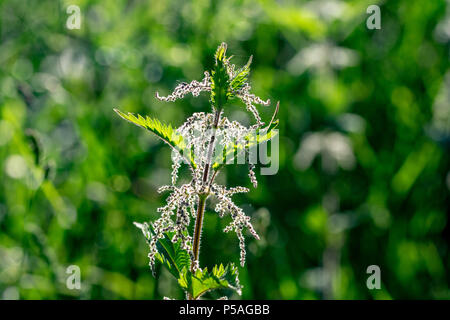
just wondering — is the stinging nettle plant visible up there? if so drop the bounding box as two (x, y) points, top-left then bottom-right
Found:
(114, 43), (279, 300)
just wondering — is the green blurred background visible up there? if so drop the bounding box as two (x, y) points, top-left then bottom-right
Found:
(0, 0), (449, 299)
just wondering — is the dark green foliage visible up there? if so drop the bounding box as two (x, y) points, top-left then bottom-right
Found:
(135, 223), (190, 279)
(178, 263), (242, 299)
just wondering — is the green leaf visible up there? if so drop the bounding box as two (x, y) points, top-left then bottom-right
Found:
(134, 222), (190, 279)
(114, 108), (182, 147)
(229, 55), (252, 95)
(212, 119), (279, 169)
(178, 263), (242, 299)
(211, 43), (231, 109)
(214, 42), (227, 64)
(114, 109), (196, 168)
(244, 119), (279, 146)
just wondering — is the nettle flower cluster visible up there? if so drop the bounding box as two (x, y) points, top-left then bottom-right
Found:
(115, 43), (278, 300)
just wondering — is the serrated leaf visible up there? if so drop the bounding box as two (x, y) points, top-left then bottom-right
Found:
(211, 43), (231, 109)
(114, 108), (183, 147)
(178, 263), (242, 299)
(229, 55), (252, 95)
(212, 120), (279, 169)
(114, 109), (196, 168)
(214, 42), (227, 64)
(134, 222), (190, 279)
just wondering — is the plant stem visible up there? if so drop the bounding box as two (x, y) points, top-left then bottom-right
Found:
(202, 109), (221, 184)
(188, 195), (206, 300)
(192, 194), (207, 270)
(188, 109), (221, 300)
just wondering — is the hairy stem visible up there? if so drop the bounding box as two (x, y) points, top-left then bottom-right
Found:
(192, 194), (207, 270)
(188, 109), (221, 300)
(202, 109), (221, 184)
(188, 195), (206, 300)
